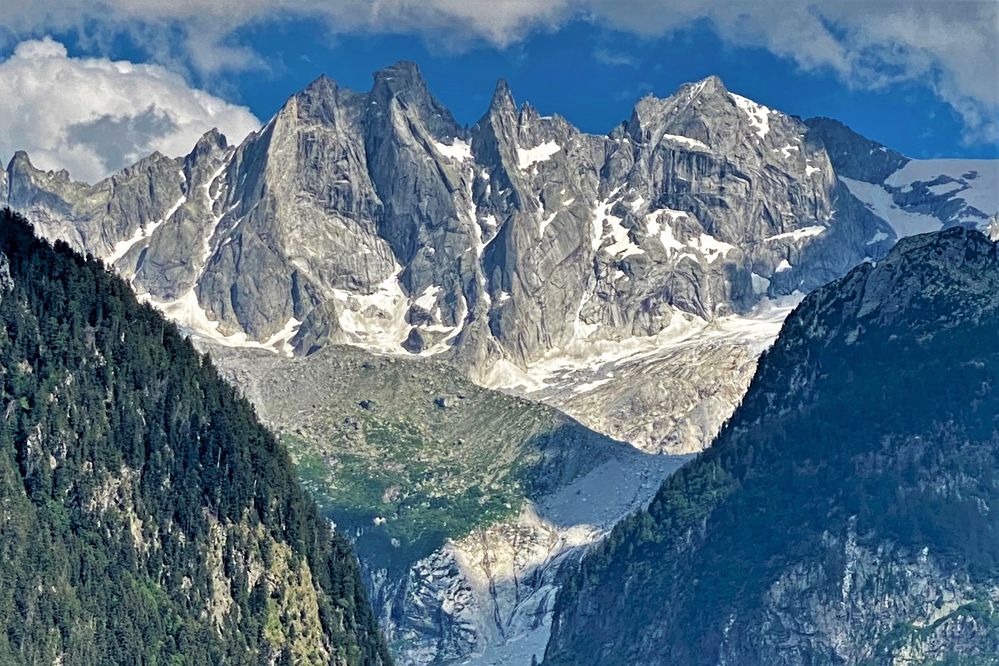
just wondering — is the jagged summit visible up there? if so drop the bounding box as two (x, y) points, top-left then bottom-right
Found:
(0, 61), (938, 366)
(371, 59), (425, 88)
(299, 72), (337, 94)
(681, 73), (728, 97)
(189, 127), (228, 155)
(484, 77), (517, 118)
(8, 150), (34, 171)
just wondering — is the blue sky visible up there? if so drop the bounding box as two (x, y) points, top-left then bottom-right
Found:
(0, 1), (995, 182)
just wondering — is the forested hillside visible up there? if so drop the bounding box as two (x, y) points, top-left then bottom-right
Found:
(545, 227), (999, 665)
(0, 209), (391, 665)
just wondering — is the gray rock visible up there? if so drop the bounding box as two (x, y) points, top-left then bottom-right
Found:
(4, 65), (922, 375)
(805, 116), (909, 183)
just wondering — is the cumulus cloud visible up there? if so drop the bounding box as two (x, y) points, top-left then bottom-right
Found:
(0, 37), (260, 183)
(0, 0), (995, 143)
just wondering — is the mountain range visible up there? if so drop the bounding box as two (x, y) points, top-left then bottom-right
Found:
(2, 62), (996, 665)
(3, 63), (995, 460)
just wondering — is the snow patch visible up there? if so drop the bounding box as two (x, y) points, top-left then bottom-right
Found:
(928, 181), (964, 197)
(332, 270), (412, 353)
(591, 189), (643, 257)
(414, 285), (441, 310)
(730, 93), (771, 140)
(840, 176), (942, 238)
(602, 212), (644, 258)
(141, 291), (299, 356)
(517, 141), (561, 169)
(691, 233), (735, 263)
(662, 133), (711, 152)
(644, 209), (731, 262)
(765, 225), (827, 242)
(778, 144), (799, 159)
(264, 317), (303, 355)
(867, 230), (890, 245)
(433, 138), (472, 163)
(539, 210), (558, 236)
(645, 209), (687, 253)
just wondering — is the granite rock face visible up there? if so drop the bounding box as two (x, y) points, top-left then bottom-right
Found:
(4, 64), (919, 375)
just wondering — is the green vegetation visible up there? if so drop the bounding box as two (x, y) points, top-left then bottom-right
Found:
(0, 210), (391, 665)
(281, 379), (593, 572)
(208, 344), (620, 574)
(285, 419), (526, 572)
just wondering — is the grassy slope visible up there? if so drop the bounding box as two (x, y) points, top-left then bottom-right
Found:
(207, 344), (621, 573)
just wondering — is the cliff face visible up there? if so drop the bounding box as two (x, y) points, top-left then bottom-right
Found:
(0, 209), (391, 665)
(544, 227), (999, 665)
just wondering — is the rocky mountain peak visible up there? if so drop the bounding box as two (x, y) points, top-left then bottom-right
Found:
(626, 75), (741, 146)
(371, 60), (425, 93)
(369, 60), (460, 140)
(684, 73), (728, 98)
(6, 150), (82, 204)
(488, 78), (517, 116)
(805, 116), (909, 182)
(183, 129), (229, 183)
(282, 74), (348, 127)
(303, 72), (336, 90)
(191, 127), (229, 155)
(8, 150), (39, 175)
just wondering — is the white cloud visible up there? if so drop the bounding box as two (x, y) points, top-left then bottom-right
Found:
(594, 48), (639, 68)
(0, 37), (260, 183)
(0, 1), (995, 144)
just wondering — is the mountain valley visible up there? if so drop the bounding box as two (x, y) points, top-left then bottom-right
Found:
(2, 61), (997, 665)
